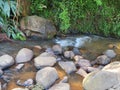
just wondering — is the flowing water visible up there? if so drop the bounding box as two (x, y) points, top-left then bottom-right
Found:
(0, 35), (120, 90)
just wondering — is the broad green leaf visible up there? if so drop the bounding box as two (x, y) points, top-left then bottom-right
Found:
(3, 1), (10, 17)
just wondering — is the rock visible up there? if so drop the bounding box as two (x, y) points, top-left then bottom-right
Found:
(48, 83), (70, 90)
(0, 54), (14, 69)
(64, 51), (75, 59)
(39, 52), (55, 57)
(0, 82), (1, 90)
(0, 69), (3, 76)
(20, 15), (57, 39)
(103, 49), (116, 58)
(58, 61), (77, 74)
(87, 67), (99, 73)
(77, 59), (91, 71)
(16, 79), (33, 87)
(95, 55), (111, 65)
(33, 45), (42, 56)
(83, 61), (120, 90)
(15, 64), (24, 70)
(36, 67), (58, 89)
(52, 45), (62, 54)
(12, 88), (29, 90)
(16, 48), (33, 63)
(1, 75), (12, 82)
(74, 55), (83, 62)
(34, 55), (56, 69)
(76, 68), (88, 77)
(59, 76), (68, 83)
(73, 47), (81, 55)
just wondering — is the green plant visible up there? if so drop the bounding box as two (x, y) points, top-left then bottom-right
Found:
(29, 0), (120, 38)
(0, 0), (26, 40)
(59, 2), (70, 33)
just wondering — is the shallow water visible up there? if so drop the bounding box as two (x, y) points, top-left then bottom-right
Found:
(0, 35), (120, 90)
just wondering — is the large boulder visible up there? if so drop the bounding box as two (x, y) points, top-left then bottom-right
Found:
(20, 16), (57, 39)
(83, 61), (120, 90)
(0, 54), (14, 69)
(36, 67), (58, 89)
(16, 48), (33, 63)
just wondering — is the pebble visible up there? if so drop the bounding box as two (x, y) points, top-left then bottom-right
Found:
(15, 64), (24, 70)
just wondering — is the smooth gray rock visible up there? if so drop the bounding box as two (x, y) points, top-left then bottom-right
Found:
(20, 15), (57, 39)
(77, 59), (91, 71)
(15, 64), (24, 70)
(48, 83), (70, 90)
(76, 68), (88, 77)
(36, 67), (58, 89)
(103, 49), (116, 58)
(58, 61), (77, 74)
(0, 54), (14, 69)
(59, 76), (68, 83)
(52, 45), (62, 54)
(83, 61), (120, 90)
(95, 55), (111, 65)
(64, 51), (75, 59)
(34, 55), (56, 69)
(16, 48), (33, 63)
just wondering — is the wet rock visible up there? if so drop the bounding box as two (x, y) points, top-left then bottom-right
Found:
(59, 76), (68, 83)
(0, 82), (1, 90)
(36, 67), (58, 89)
(87, 67), (99, 73)
(74, 55), (83, 62)
(64, 51), (75, 59)
(103, 49), (116, 58)
(12, 88), (29, 90)
(15, 64), (24, 70)
(1, 75), (12, 82)
(73, 47), (81, 55)
(48, 83), (70, 90)
(0, 69), (3, 76)
(33, 45), (42, 56)
(95, 55), (111, 65)
(34, 55), (56, 69)
(58, 61), (77, 74)
(16, 79), (33, 87)
(2, 83), (7, 90)
(77, 59), (91, 71)
(39, 52), (55, 57)
(76, 68), (88, 77)
(52, 45), (62, 54)
(20, 15), (57, 39)
(0, 54), (14, 69)
(16, 48), (33, 63)
(56, 57), (62, 61)
(83, 61), (120, 90)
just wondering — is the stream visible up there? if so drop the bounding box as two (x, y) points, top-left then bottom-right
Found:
(0, 35), (120, 90)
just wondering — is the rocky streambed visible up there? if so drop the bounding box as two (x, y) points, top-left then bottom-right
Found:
(0, 35), (120, 90)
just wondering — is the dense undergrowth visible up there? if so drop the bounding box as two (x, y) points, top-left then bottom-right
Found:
(0, 0), (120, 39)
(30, 0), (120, 38)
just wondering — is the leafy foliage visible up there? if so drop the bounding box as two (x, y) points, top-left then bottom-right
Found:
(0, 0), (26, 40)
(29, 0), (120, 38)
